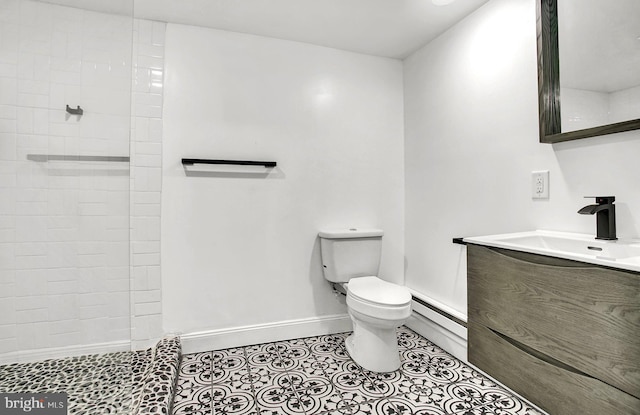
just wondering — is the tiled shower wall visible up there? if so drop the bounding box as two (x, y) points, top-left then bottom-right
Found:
(130, 18), (165, 350)
(0, 0), (165, 359)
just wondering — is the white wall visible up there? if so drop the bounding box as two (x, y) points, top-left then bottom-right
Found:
(403, 0), (640, 316)
(161, 24), (405, 335)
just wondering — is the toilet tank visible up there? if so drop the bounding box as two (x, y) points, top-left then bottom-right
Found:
(318, 228), (383, 283)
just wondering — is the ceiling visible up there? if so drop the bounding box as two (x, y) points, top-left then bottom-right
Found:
(39, 0), (489, 59)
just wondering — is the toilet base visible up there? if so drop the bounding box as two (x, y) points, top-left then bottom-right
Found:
(345, 317), (402, 373)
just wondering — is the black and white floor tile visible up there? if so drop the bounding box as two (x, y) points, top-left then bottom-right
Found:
(0, 349), (150, 414)
(0, 336), (181, 415)
(173, 327), (547, 415)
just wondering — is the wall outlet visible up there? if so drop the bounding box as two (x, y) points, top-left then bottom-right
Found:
(532, 170), (549, 199)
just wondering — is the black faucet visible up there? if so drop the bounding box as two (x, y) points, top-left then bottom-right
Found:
(577, 196), (617, 240)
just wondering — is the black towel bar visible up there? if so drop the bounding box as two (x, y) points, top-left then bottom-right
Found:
(181, 158), (276, 168)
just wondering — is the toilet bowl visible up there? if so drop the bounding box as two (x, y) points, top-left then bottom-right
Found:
(318, 228), (412, 373)
(344, 276), (412, 372)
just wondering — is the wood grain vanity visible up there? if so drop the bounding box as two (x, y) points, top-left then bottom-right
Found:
(467, 244), (640, 415)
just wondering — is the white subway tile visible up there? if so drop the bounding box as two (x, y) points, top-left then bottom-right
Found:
(138, 43), (164, 59)
(77, 253), (105, 268)
(0, 62), (17, 77)
(78, 290), (107, 306)
(50, 31), (67, 58)
(16, 52), (35, 81)
(47, 267), (79, 282)
(147, 118), (162, 141)
(151, 22), (166, 46)
(48, 295), (79, 320)
(131, 241), (160, 254)
(46, 240), (77, 263)
(47, 319), (80, 336)
(78, 202), (107, 216)
(15, 307), (48, 323)
(134, 154), (161, 167)
(14, 242), (47, 256)
(17, 92), (48, 108)
(47, 279), (78, 295)
(106, 277), (128, 293)
(135, 142), (161, 156)
(79, 303), (107, 320)
(133, 191), (160, 205)
(134, 301), (160, 316)
(0, 188), (16, 213)
(16, 321), (50, 350)
(14, 270), (47, 297)
(105, 242), (128, 267)
(0, 323), (17, 341)
(131, 216), (160, 241)
(132, 252), (159, 266)
(13, 294), (47, 311)
(0, 133), (16, 160)
(32, 109), (48, 135)
(0, 105), (17, 120)
(32, 54), (50, 82)
(0, 79), (17, 106)
(132, 203), (160, 217)
(146, 265), (160, 285)
(18, 79), (49, 95)
(15, 200), (47, 215)
(136, 20), (153, 45)
(0, 118), (16, 134)
(14, 254), (47, 269)
(133, 289), (160, 304)
(0, 337), (17, 354)
(15, 107), (32, 134)
(50, 56), (81, 73)
(0, 298), (16, 325)
(15, 215), (47, 241)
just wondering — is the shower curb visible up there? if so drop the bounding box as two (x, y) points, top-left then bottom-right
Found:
(132, 336), (182, 415)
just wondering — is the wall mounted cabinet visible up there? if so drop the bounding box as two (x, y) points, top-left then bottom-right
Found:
(467, 244), (640, 415)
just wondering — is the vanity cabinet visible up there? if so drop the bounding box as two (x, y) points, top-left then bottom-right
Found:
(467, 244), (640, 415)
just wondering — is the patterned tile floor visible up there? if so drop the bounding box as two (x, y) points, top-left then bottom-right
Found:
(173, 327), (546, 415)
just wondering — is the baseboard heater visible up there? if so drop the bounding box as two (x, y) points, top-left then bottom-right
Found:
(411, 296), (467, 328)
(332, 283), (466, 328)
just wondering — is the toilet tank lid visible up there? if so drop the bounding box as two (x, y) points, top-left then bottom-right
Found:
(318, 228), (384, 239)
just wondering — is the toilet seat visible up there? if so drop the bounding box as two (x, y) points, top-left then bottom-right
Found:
(347, 276), (412, 306)
(346, 276), (412, 321)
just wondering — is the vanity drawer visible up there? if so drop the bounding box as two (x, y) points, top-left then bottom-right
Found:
(469, 322), (640, 415)
(467, 244), (640, 398)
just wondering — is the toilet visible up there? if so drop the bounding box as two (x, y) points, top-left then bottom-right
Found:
(318, 228), (412, 372)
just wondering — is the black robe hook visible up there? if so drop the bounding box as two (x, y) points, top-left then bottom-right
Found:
(66, 105), (83, 115)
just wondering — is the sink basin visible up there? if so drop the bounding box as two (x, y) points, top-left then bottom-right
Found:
(464, 230), (640, 272)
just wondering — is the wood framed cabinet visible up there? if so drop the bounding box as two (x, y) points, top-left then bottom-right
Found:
(467, 244), (640, 415)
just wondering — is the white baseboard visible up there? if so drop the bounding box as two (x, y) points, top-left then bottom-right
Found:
(0, 340), (131, 365)
(181, 314), (353, 354)
(406, 301), (468, 363)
